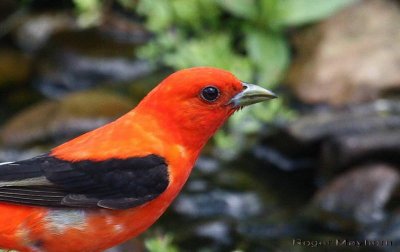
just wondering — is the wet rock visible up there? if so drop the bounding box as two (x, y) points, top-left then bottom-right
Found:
(0, 47), (39, 119)
(98, 12), (151, 44)
(287, 0), (400, 106)
(288, 100), (400, 143)
(282, 99), (400, 176)
(194, 156), (221, 174)
(0, 100), (56, 148)
(29, 14), (153, 98)
(0, 0), (22, 39)
(12, 8), (151, 53)
(14, 12), (78, 52)
(0, 90), (133, 148)
(321, 129), (400, 174)
(184, 179), (209, 193)
(237, 219), (305, 240)
(253, 144), (314, 171)
(36, 47), (154, 98)
(195, 220), (232, 245)
(0, 48), (31, 87)
(312, 164), (400, 227)
(365, 212), (400, 251)
(172, 219), (234, 252)
(173, 190), (262, 219)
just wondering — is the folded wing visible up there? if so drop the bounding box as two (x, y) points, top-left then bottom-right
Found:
(0, 154), (169, 210)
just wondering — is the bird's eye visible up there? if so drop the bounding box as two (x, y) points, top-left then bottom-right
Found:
(200, 86), (220, 102)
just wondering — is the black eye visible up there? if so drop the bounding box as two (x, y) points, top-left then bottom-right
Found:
(200, 86), (220, 102)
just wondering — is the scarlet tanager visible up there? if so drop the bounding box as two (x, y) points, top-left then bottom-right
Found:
(0, 67), (276, 252)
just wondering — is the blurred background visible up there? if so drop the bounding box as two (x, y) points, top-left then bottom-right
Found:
(0, 0), (399, 251)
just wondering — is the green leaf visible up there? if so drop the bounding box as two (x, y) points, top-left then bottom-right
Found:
(163, 33), (253, 81)
(171, 0), (220, 29)
(217, 0), (258, 20)
(273, 0), (356, 27)
(145, 235), (179, 252)
(245, 30), (289, 87)
(251, 98), (296, 122)
(137, 0), (174, 31)
(197, 0), (221, 27)
(259, 0), (281, 29)
(137, 30), (185, 61)
(73, 0), (102, 27)
(171, 0), (202, 29)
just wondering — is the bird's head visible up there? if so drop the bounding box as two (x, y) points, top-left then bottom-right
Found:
(136, 67), (277, 150)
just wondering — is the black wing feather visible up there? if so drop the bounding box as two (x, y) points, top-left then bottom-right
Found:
(0, 154), (169, 209)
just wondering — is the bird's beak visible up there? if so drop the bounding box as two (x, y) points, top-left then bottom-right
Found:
(229, 82), (277, 107)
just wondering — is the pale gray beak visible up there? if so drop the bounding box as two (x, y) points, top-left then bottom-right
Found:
(229, 82), (277, 107)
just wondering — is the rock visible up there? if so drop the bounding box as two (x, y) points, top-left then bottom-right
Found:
(195, 221), (232, 245)
(14, 12), (78, 52)
(288, 100), (400, 143)
(237, 219), (305, 240)
(312, 164), (400, 227)
(194, 156), (221, 174)
(184, 179), (209, 193)
(98, 12), (151, 44)
(252, 144), (314, 171)
(0, 48), (31, 87)
(321, 129), (400, 174)
(13, 9), (150, 53)
(283, 99), (400, 176)
(287, 0), (400, 106)
(0, 0), (18, 24)
(0, 47), (37, 119)
(173, 190), (262, 219)
(0, 90), (133, 148)
(0, 0), (21, 39)
(0, 101), (57, 148)
(35, 48), (154, 98)
(26, 13), (154, 98)
(365, 212), (400, 251)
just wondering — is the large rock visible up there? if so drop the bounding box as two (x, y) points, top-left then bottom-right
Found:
(14, 12), (78, 52)
(254, 99), (400, 176)
(312, 164), (400, 227)
(0, 90), (133, 148)
(287, 0), (400, 106)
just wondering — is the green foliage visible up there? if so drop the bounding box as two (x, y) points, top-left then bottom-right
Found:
(163, 33), (253, 82)
(73, 0), (103, 27)
(145, 235), (179, 252)
(269, 0), (356, 27)
(217, 0), (258, 19)
(245, 29), (289, 87)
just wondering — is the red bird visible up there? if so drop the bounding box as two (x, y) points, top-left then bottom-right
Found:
(0, 67), (276, 252)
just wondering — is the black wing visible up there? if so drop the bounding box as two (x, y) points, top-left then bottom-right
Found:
(0, 154), (169, 210)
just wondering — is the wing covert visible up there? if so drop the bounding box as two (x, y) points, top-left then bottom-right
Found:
(0, 154), (169, 209)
